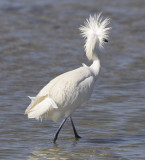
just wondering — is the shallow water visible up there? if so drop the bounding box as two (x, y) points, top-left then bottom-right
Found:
(0, 0), (145, 159)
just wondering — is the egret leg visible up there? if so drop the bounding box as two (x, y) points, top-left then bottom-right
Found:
(53, 117), (67, 143)
(70, 117), (81, 139)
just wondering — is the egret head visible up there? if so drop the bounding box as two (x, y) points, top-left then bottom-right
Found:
(80, 13), (111, 60)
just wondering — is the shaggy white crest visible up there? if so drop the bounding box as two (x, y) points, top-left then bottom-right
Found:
(79, 13), (111, 60)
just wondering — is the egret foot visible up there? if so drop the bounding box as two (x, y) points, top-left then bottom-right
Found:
(75, 135), (81, 139)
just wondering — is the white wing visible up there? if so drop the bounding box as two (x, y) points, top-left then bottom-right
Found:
(25, 66), (96, 121)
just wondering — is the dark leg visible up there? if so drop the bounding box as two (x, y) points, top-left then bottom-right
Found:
(53, 117), (67, 143)
(70, 117), (81, 139)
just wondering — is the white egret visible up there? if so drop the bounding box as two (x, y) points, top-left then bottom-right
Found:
(25, 13), (111, 143)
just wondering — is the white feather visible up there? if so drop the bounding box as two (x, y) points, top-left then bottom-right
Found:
(25, 13), (111, 123)
(47, 97), (58, 109)
(79, 13), (111, 60)
(28, 97), (58, 120)
(28, 96), (35, 101)
(82, 63), (88, 68)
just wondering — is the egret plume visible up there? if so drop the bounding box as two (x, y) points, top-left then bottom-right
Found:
(79, 13), (111, 60)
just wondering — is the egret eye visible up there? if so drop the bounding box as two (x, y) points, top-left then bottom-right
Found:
(103, 38), (108, 42)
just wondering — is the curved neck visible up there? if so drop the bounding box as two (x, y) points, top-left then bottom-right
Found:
(86, 34), (101, 77)
(85, 34), (100, 61)
(90, 58), (101, 77)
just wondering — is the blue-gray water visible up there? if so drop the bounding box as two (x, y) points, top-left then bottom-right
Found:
(0, 0), (145, 159)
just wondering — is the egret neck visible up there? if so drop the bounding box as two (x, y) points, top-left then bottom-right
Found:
(90, 58), (100, 77)
(86, 35), (101, 77)
(84, 28), (101, 77)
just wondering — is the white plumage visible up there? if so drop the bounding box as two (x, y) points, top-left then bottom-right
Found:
(25, 13), (111, 142)
(80, 13), (110, 60)
(25, 66), (96, 122)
